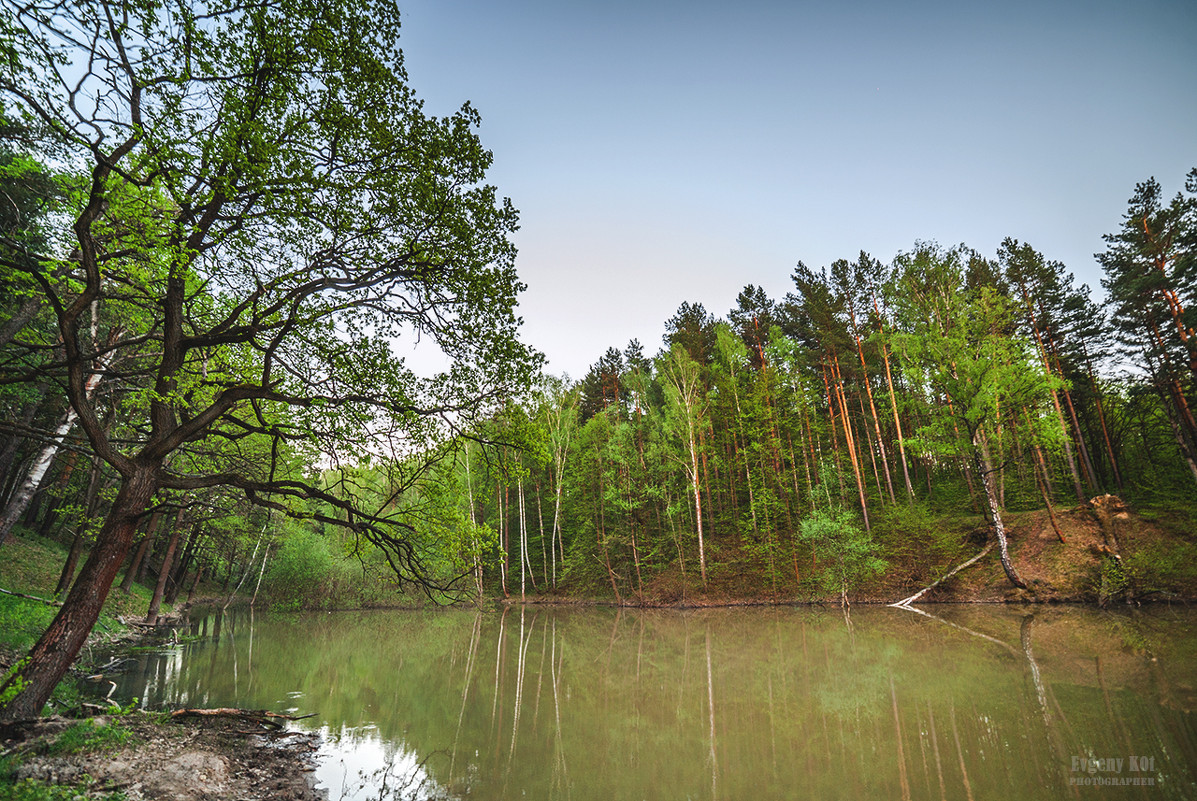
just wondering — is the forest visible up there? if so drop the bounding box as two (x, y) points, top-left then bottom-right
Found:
(2, 0), (1196, 722)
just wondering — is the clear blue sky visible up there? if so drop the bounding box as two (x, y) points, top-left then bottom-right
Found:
(395, 0), (1197, 380)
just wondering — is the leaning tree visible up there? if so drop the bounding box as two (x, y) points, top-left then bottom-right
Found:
(0, 0), (538, 719)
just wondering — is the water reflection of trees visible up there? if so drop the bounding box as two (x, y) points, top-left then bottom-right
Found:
(111, 606), (1196, 801)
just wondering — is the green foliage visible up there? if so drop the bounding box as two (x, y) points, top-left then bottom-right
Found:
(0, 599), (57, 653)
(0, 537), (145, 651)
(871, 502), (965, 569)
(47, 719), (134, 755)
(0, 777), (127, 801)
(797, 507), (886, 604)
(264, 528), (337, 611)
(0, 660), (29, 710)
(1098, 556), (1128, 606)
(1122, 542), (1197, 598)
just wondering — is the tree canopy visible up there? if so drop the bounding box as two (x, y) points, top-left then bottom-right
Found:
(0, 0), (537, 719)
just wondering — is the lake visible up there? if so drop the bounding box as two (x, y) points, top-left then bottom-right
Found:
(109, 604), (1197, 800)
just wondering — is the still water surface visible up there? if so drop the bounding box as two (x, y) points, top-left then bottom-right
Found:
(110, 605), (1196, 800)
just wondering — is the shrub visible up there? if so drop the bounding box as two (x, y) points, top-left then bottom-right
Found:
(798, 507), (887, 606)
(264, 529), (336, 610)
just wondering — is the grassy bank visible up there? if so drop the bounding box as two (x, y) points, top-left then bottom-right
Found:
(0, 533), (180, 717)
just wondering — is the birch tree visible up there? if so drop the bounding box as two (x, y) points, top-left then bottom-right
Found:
(660, 343), (709, 586)
(889, 244), (1059, 589)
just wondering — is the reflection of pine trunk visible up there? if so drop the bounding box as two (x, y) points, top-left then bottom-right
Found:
(949, 703), (975, 801)
(705, 627), (718, 801)
(927, 703), (947, 801)
(1094, 655), (1139, 789)
(890, 674), (911, 801)
(491, 606), (507, 733)
(549, 618), (569, 796)
(507, 607), (532, 765)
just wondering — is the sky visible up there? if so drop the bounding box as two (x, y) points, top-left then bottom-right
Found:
(392, 0), (1197, 380)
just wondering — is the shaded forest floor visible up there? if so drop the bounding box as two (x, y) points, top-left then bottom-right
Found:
(538, 495), (1197, 607)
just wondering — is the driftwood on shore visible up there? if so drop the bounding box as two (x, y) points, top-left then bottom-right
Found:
(170, 708), (317, 730)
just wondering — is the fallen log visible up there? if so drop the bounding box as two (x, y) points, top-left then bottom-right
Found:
(889, 542), (993, 608)
(170, 708), (316, 730)
(0, 586), (62, 606)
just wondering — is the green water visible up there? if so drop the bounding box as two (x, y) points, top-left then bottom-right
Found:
(110, 605), (1197, 800)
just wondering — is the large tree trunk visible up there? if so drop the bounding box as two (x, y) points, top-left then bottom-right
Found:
(0, 470), (156, 720)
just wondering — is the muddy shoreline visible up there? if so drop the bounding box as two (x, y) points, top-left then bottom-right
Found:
(1, 613), (327, 800)
(1, 712), (324, 800)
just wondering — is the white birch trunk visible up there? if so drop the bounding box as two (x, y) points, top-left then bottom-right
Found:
(0, 367), (104, 545)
